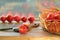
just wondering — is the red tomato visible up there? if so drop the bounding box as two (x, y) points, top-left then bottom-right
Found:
(1, 16), (6, 23)
(19, 24), (28, 34)
(28, 17), (35, 23)
(46, 13), (55, 20)
(6, 15), (13, 23)
(54, 13), (60, 20)
(21, 17), (27, 22)
(14, 15), (20, 23)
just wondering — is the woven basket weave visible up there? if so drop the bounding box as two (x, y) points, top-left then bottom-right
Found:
(39, 13), (60, 35)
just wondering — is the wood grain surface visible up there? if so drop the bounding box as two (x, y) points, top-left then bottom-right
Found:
(0, 36), (60, 40)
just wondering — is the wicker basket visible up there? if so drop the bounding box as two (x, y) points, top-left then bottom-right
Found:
(39, 13), (60, 35)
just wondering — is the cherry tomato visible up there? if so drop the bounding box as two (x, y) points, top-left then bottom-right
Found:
(28, 17), (35, 23)
(19, 24), (28, 34)
(14, 15), (20, 23)
(46, 13), (55, 20)
(21, 17), (27, 22)
(6, 15), (13, 23)
(1, 16), (6, 23)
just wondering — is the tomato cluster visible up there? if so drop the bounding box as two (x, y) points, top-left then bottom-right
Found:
(0, 13), (35, 23)
(46, 11), (60, 20)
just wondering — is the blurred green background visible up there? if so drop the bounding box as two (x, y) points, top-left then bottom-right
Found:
(0, 0), (60, 18)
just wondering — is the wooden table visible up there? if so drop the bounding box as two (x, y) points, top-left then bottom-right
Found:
(0, 21), (60, 40)
(0, 27), (58, 36)
(0, 36), (60, 40)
